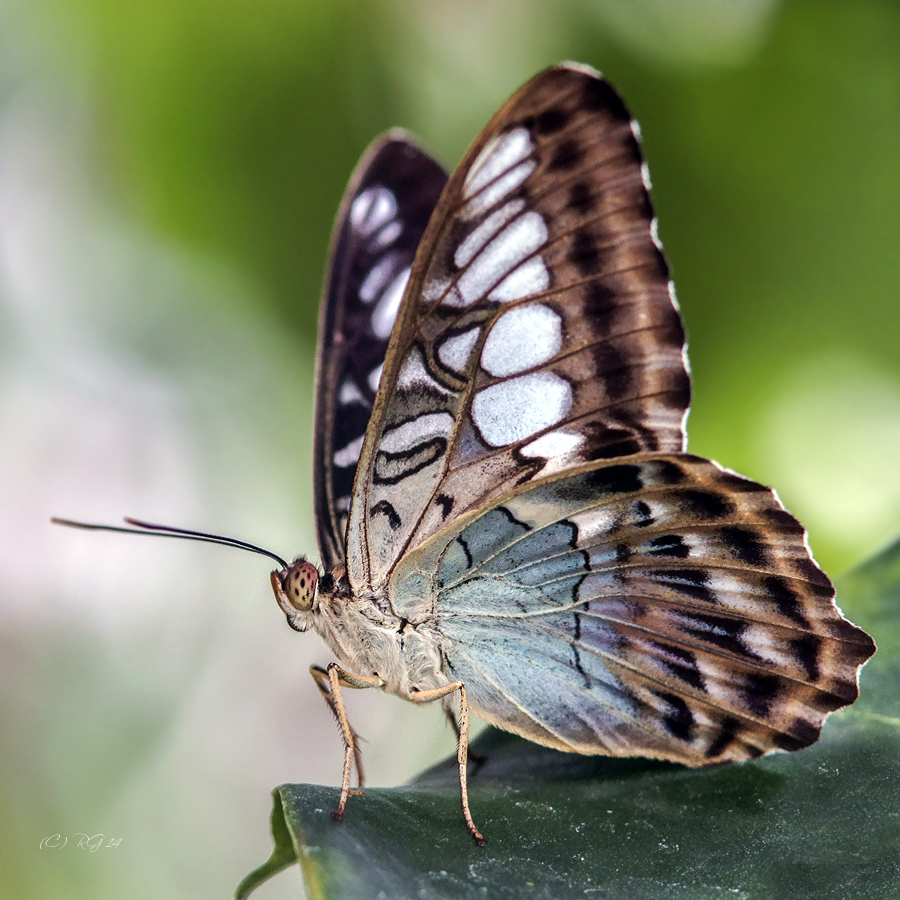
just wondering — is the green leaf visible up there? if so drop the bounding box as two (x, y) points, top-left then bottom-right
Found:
(235, 792), (299, 900)
(238, 543), (900, 899)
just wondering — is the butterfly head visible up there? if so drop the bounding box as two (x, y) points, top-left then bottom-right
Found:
(270, 558), (321, 631)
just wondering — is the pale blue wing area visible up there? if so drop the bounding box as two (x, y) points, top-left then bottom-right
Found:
(391, 454), (874, 765)
(440, 614), (647, 755)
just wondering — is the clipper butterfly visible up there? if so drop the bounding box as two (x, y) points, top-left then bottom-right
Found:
(57, 63), (876, 845)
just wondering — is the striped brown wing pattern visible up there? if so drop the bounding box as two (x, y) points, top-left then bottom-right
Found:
(313, 133), (447, 570)
(390, 455), (876, 763)
(347, 65), (689, 591)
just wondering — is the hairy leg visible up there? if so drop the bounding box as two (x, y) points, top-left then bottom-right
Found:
(309, 663), (383, 819)
(412, 681), (485, 846)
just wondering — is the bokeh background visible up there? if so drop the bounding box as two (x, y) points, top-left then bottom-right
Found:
(2, 1), (899, 897)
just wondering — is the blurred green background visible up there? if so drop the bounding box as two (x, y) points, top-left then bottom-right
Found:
(2, 1), (899, 897)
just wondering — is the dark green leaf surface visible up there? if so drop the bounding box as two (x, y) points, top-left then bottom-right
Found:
(239, 544), (900, 900)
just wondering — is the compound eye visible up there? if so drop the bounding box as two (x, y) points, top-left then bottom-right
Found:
(285, 562), (318, 612)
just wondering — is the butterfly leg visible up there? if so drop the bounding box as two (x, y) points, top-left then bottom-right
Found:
(309, 664), (384, 820)
(444, 709), (487, 768)
(411, 681), (486, 846)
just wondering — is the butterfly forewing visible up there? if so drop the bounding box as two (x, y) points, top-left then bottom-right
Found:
(347, 66), (690, 592)
(389, 454), (875, 764)
(314, 133), (447, 570)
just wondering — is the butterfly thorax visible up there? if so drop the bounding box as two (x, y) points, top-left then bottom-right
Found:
(271, 560), (448, 700)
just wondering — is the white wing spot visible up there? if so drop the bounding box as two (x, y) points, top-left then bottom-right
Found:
(373, 220), (402, 249)
(438, 327), (481, 373)
(338, 377), (365, 406)
(350, 187), (397, 237)
(465, 128), (532, 197)
(521, 429), (585, 459)
(397, 348), (451, 395)
(334, 434), (365, 468)
(640, 161), (652, 191)
(424, 277), (450, 303)
(379, 413), (454, 454)
(359, 253), (398, 303)
(440, 287), (465, 307)
(455, 200), (523, 268)
(650, 217), (662, 250)
(464, 162), (535, 218)
(490, 255), (549, 303)
(481, 304), (561, 377)
(630, 119), (642, 143)
(472, 372), (572, 447)
(372, 267), (410, 339)
(455, 211), (548, 307)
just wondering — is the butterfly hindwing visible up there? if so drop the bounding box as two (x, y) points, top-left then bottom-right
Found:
(314, 133), (447, 570)
(346, 65), (690, 591)
(389, 454), (875, 764)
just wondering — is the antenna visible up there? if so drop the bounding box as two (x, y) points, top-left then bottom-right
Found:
(51, 516), (290, 569)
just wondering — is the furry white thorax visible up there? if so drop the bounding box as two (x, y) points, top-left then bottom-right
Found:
(312, 584), (450, 700)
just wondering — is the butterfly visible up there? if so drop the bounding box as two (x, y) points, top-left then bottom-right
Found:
(56, 62), (876, 846)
